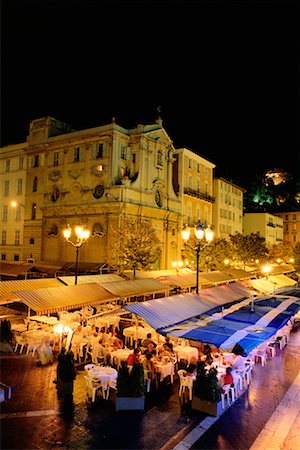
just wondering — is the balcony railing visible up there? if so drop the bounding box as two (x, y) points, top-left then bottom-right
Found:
(184, 187), (215, 203)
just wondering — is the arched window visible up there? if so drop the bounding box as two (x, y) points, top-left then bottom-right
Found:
(29, 238), (35, 245)
(31, 203), (37, 220)
(33, 176), (38, 192)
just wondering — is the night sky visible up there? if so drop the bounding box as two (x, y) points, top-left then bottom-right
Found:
(1, 0), (299, 187)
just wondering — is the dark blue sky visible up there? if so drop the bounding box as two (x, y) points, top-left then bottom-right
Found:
(1, 0), (299, 186)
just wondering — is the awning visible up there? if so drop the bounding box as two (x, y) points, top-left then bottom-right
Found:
(225, 268), (255, 280)
(13, 283), (117, 315)
(0, 263), (35, 277)
(58, 274), (125, 285)
(269, 274), (297, 287)
(125, 293), (216, 330)
(157, 271), (237, 290)
(124, 282), (252, 330)
(99, 279), (168, 297)
(160, 295), (300, 354)
(0, 278), (64, 304)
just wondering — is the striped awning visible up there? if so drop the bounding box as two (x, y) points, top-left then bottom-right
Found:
(0, 278), (64, 303)
(13, 283), (117, 315)
(58, 274), (125, 285)
(99, 279), (168, 297)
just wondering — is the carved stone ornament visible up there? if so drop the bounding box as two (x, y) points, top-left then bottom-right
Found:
(92, 184), (104, 199)
(155, 189), (163, 207)
(48, 170), (61, 182)
(68, 168), (84, 179)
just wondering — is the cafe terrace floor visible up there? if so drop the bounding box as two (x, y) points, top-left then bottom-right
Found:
(1, 323), (300, 450)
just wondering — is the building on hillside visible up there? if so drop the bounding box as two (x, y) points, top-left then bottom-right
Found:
(0, 116), (185, 269)
(212, 177), (245, 239)
(273, 211), (300, 247)
(243, 212), (283, 248)
(0, 143), (28, 262)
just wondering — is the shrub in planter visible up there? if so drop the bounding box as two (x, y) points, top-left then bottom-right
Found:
(116, 361), (145, 411)
(192, 361), (222, 416)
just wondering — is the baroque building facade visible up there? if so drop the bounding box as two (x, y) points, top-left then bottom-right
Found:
(1, 116), (198, 269)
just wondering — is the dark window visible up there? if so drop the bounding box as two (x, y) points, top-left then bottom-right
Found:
(33, 155), (39, 167)
(14, 254), (19, 261)
(33, 176), (38, 192)
(1, 254), (6, 261)
(29, 238), (35, 245)
(132, 153), (136, 163)
(54, 152), (59, 166)
(96, 144), (103, 158)
(74, 148), (80, 162)
(31, 203), (37, 220)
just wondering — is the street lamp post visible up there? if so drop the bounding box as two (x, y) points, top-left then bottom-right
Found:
(63, 226), (90, 285)
(262, 264), (271, 280)
(181, 220), (214, 295)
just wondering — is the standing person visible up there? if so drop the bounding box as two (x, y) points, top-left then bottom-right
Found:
(141, 333), (157, 349)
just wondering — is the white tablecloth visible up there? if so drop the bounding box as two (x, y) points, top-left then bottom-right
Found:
(94, 316), (120, 332)
(122, 326), (153, 346)
(154, 361), (174, 382)
(174, 346), (199, 365)
(110, 348), (132, 368)
(88, 366), (118, 390)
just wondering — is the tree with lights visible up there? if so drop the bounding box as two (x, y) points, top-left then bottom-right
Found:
(107, 217), (162, 278)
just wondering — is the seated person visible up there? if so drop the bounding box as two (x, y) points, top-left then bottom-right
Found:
(143, 353), (155, 381)
(159, 343), (173, 358)
(184, 356), (198, 376)
(220, 366), (234, 393)
(231, 353), (246, 372)
(141, 333), (157, 349)
(144, 342), (157, 357)
(164, 337), (174, 352)
(127, 348), (141, 365)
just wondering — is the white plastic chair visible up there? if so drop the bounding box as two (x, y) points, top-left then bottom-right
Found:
(221, 384), (235, 409)
(177, 370), (194, 401)
(106, 378), (117, 400)
(14, 335), (27, 354)
(254, 347), (267, 366)
(84, 375), (105, 402)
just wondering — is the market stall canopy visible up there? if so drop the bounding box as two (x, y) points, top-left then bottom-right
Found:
(157, 271), (237, 290)
(0, 263), (35, 278)
(58, 274), (125, 285)
(124, 282), (252, 330)
(269, 274), (297, 287)
(198, 271), (237, 285)
(99, 279), (168, 298)
(224, 268), (255, 280)
(125, 269), (180, 280)
(159, 295), (300, 355)
(245, 278), (277, 294)
(271, 263), (295, 275)
(0, 278), (64, 304)
(125, 293), (215, 330)
(13, 283), (117, 315)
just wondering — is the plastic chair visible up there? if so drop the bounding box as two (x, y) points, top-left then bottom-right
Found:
(14, 335), (27, 354)
(26, 339), (39, 357)
(221, 384), (235, 409)
(255, 348), (267, 366)
(177, 370), (194, 401)
(106, 378), (117, 400)
(84, 375), (105, 402)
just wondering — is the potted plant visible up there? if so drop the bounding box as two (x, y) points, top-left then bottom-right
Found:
(191, 361), (222, 416)
(0, 319), (13, 353)
(56, 348), (76, 399)
(116, 361), (145, 411)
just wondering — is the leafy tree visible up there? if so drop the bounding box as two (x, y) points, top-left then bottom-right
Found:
(107, 217), (162, 277)
(269, 242), (294, 263)
(230, 233), (268, 268)
(293, 242), (300, 272)
(200, 238), (234, 271)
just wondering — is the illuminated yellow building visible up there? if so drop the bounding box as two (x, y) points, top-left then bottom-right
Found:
(213, 178), (245, 239)
(273, 211), (300, 247)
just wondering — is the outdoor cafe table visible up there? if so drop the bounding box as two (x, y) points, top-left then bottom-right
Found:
(110, 348), (132, 369)
(94, 316), (121, 333)
(174, 345), (199, 365)
(122, 326), (153, 347)
(153, 360), (174, 385)
(87, 366), (118, 398)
